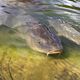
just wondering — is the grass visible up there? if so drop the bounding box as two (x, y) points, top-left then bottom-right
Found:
(0, 25), (80, 80)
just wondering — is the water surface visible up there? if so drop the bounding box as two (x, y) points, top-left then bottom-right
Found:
(0, 0), (80, 80)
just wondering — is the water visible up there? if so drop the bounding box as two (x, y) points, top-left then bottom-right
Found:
(0, 0), (80, 80)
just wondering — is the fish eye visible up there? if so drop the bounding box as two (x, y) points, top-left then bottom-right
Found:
(38, 42), (40, 44)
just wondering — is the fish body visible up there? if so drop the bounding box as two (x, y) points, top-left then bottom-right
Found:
(16, 15), (63, 55)
(0, 3), (63, 55)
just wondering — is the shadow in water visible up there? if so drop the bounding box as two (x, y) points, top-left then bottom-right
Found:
(48, 36), (80, 59)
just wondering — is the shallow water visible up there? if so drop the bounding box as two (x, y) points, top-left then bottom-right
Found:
(0, 0), (80, 80)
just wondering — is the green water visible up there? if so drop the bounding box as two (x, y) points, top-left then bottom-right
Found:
(0, 0), (80, 80)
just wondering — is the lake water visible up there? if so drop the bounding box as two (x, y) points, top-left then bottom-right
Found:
(0, 0), (80, 80)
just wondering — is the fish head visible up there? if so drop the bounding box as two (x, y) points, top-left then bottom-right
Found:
(27, 24), (63, 55)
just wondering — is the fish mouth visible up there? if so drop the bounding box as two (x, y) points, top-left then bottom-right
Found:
(47, 49), (63, 55)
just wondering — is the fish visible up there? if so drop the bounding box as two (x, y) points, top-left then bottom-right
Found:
(16, 15), (63, 55)
(0, 1), (63, 55)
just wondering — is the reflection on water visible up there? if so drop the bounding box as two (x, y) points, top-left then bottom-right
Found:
(0, 0), (80, 80)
